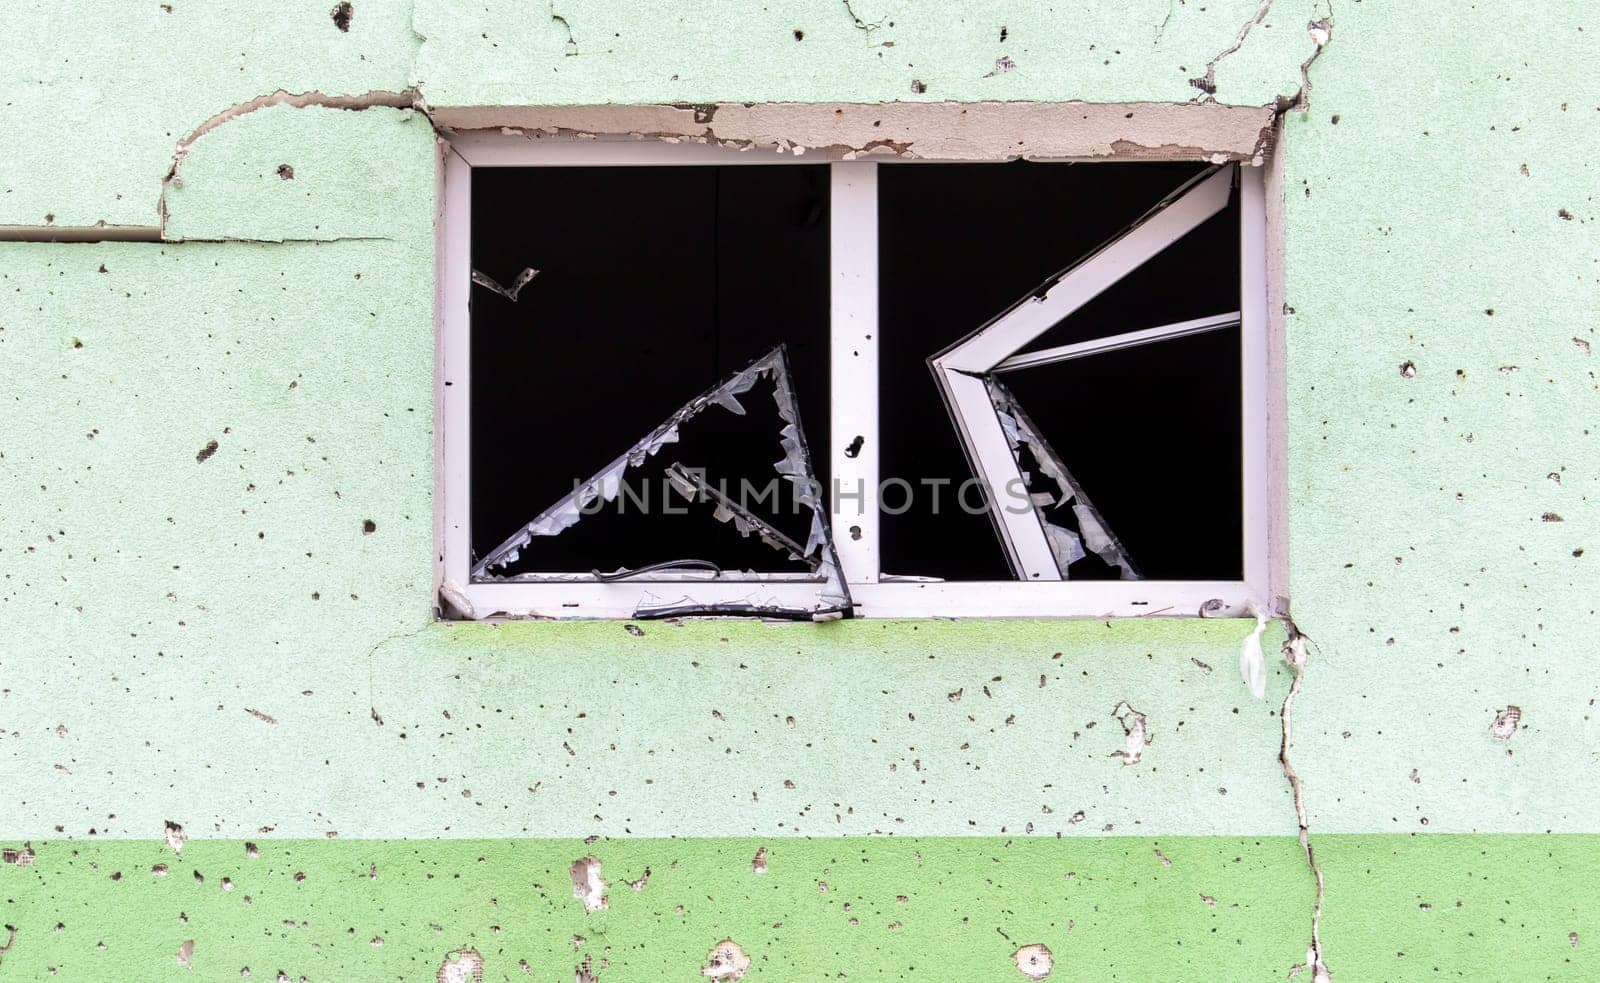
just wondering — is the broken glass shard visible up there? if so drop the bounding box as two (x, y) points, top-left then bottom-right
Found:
(474, 346), (851, 620)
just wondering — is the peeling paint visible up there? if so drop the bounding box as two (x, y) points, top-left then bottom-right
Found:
(1013, 942), (1053, 979)
(570, 855), (608, 912)
(437, 947), (485, 983)
(436, 102), (1271, 163)
(701, 939), (751, 980)
(1110, 702), (1150, 766)
(1490, 705), (1522, 740)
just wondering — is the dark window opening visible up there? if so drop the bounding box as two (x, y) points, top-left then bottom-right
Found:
(470, 165), (832, 576)
(878, 161), (1244, 582)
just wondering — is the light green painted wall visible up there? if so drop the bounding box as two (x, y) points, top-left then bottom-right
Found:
(3, 0), (1598, 978)
(3, 836), (1595, 980)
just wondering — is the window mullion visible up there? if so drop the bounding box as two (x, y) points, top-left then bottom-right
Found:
(829, 162), (880, 584)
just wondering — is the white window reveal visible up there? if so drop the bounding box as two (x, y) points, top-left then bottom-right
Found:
(438, 134), (1273, 620)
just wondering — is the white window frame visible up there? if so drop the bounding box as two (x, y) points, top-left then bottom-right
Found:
(437, 131), (1274, 620)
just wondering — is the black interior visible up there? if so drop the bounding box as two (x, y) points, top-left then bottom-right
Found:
(470, 165), (831, 575)
(470, 160), (1244, 583)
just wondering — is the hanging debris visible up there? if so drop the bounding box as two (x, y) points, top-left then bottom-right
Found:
(986, 377), (1140, 578)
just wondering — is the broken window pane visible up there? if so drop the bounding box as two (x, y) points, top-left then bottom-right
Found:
(469, 165), (847, 616)
(878, 161), (1244, 581)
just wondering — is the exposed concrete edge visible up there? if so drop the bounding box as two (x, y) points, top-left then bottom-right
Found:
(0, 224), (161, 244)
(429, 101), (1277, 163)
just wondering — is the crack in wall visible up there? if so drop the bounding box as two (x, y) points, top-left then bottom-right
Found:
(1277, 12), (1334, 113)
(549, 2), (579, 55)
(1154, 0), (1180, 43)
(1280, 628), (1332, 982)
(840, 0), (885, 35)
(1190, 0), (1277, 96)
(158, 87), (422, 231)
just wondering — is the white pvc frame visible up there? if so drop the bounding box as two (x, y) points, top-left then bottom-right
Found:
(438, 132), (1273, 619)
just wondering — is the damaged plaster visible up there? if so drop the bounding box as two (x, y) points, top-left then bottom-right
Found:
(4, 0), (1600, 979)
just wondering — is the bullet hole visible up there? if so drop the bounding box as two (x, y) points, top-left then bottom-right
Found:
(1331, 114), (1341, 124)
(1484, 308), (1494, 316)
(793, 28), (804, 40)
(844, 435), (864, 458)
(330, 2), (352, 31)
(245, 842), (259, 858)
(623, 623), (644, 637)
(196, 440), (219, 464)
(1013, 943), (1052, 979)
(1490, 705), (1521, 739)
(3, 847), (36, 866)
(751, 846), (768, 873)
(702, 940), (751, 980)
(72, 337), (83, 348)
(910, 79), (927, 93)
(1542, 513), (1564, 522)
(177, 939), (195, 970)
(164, 820), (187, 855)
(849, 525), (862, 540)
(569, 856), (608, 912)
(435, 948), (484, 983)
(98, 264), (109, 274)
(985, 56), (1017, 76)
(362, 519), (377, 534)
(276, 164), (295, 180)
(1574, 548), (1584, 558)
(1558, 208), (1574, 220)
(1399, 360), (1416, 378)
(999, 26), (1008, 41)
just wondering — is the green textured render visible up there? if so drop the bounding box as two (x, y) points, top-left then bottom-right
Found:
(3, 0), (1600, 979)
(2, 836), (1595, 981)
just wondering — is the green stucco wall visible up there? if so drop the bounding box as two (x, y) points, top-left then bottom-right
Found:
(3, 1), (1597, 979)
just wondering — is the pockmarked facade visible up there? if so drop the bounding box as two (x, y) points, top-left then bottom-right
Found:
(2, 2), (1596, 979)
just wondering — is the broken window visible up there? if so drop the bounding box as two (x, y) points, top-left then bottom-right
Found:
(439, 137), (1271, 620)
(888, 163), (1245, 583)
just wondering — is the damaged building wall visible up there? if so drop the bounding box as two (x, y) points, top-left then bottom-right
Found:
(2, 1), (1598, 980)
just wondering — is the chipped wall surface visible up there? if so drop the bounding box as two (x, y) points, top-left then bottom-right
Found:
(3, 0), (1600, 979)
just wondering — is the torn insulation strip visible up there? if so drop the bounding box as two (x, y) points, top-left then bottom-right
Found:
(475, 346), (852, 620)
(986, 377), (1141, 579)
